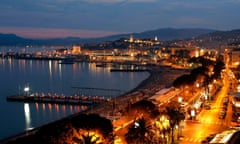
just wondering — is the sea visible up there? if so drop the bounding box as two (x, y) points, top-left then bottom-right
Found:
(0, 53), (149, 139)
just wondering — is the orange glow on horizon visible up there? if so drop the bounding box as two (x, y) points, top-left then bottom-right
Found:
(0, 27), (121, 39)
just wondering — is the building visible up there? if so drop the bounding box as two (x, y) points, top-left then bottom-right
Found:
(72, 45), (81, 54)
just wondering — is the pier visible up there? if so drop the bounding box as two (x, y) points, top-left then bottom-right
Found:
(71, 86), (123, 92)
(110, 68), (148, 72)
(6, 94), (109, 105)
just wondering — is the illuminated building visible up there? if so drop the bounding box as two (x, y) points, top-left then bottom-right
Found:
(72, 45), (81, 54)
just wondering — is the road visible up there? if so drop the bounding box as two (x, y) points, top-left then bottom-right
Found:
(180, 71), (232, 144)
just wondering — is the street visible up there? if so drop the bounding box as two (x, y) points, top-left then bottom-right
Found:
(180, 70), (233, 144)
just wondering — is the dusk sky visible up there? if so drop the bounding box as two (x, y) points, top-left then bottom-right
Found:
(0, 0), (239, 38)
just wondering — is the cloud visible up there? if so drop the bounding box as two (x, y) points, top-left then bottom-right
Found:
(223, 0), (240, 3)
(163, 1), (215, 11)
(80, 0), (157, 4)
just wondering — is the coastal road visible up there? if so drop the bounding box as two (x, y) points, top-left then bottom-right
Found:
(180, 71), (231, 144)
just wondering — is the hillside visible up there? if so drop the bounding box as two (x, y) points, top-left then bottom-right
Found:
(191, 29), (240, 48)
(0, 28), (216, 46)
(130, 28), (216, 41)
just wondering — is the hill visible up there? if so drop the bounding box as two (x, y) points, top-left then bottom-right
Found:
(129, 28), (216, 41)
(190, 29), (240, 49)
(0, 28), (216, 46)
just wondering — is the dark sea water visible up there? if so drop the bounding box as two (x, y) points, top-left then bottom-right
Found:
(0, 59), (149, 139)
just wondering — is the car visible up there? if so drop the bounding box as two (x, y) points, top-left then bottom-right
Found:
(221, 106), (228, 111)
(206, 134), (215, 142)
(223, 97), (229, 103)
(204, 104), (211, 110)
(219, 110), (226, 119)
(201, 133), (216, 143)
(201, 139), (208, 144)
(219, 114), (225, 119)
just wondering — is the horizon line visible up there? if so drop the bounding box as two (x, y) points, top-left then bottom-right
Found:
(0, 27), (126, 39)
(0, 26), (238, 39)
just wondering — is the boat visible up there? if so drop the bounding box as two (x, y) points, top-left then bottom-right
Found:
(58, 59), (75, 64)
(95, 63), (107, 67)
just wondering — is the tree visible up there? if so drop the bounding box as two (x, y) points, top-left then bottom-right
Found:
(125, 118), (154, 144)
(24, 114), (114, 144)
(165, 106), (185, 143)
(70, 114), (114, 144)
(73, 132), (102, 144)
(128, 100), (157, 120)
(172, 74), (196, 89)
(212, 59), (225, 80)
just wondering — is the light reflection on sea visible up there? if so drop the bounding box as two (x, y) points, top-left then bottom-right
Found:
(0, 57), (149, 139)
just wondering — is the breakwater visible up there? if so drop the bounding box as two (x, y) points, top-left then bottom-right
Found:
(6, 94), (108, 105)
(110, 68), (148, 72)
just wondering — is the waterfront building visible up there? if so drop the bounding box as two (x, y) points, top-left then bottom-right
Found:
(229, 47), (240, 67)
(71, 45), (81, 54)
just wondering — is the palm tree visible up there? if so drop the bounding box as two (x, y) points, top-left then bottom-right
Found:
(125, 118), (154, 144)
(166, 106), (185, 143)
(70, 114), (114, 143)
(73, 132), (103, 144)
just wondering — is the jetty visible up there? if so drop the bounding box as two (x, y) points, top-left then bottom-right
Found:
(110, 68), (148, 72)
(6, 94), (109, 105)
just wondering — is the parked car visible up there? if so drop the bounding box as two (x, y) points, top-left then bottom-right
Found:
(201, 134), (216, 144)
(204, 104), (211, 110)
(219, 110), (226, 119)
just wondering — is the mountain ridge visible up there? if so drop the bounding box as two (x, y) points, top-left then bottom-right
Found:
(0, 28), (236, 46)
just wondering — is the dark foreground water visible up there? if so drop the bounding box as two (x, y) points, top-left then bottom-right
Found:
(0, 59), (149, 139)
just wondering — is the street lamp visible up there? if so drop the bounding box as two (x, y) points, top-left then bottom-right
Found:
(190, 109), (195, 120)
(196, 83), (200, 88)
(24, 86), (30, 96)
(178, 97), (182, 103)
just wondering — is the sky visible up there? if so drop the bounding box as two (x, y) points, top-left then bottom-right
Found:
(0, 0), (240, 38)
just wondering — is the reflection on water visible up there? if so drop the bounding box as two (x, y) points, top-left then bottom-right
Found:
(24, 103), (32, 130)
(49, 61), (52, 79)
(0, 58), (149, 139)
(25, 102), (88, 130)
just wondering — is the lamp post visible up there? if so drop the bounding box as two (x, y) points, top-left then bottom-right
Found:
(192, 83), (200, 105)
(190, 109), (195, 120)
(24, 86), (30, 96)
(178, 96), (182, 103)
(196, 83), (200, 88)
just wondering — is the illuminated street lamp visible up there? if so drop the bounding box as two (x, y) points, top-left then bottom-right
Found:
(191, 109), (195, 120)
(24, 86), (30, 96)
(178, 97), (182, 103)
(196, 83), (200, 88)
